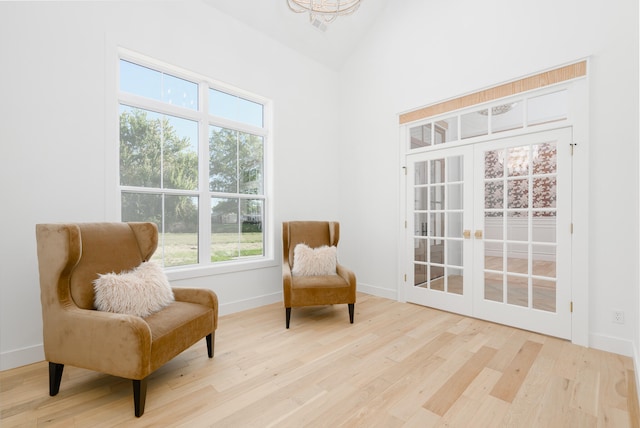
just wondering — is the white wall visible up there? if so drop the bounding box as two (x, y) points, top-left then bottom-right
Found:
(338, 0), (639, 359)
(0, 1), (341, 369)
(1, 0), (638, 372)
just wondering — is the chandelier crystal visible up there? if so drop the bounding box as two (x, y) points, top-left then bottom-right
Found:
(287, 0), (363, 23)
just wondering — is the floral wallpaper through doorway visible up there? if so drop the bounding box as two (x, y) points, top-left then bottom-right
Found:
(484, 142), (557, 217)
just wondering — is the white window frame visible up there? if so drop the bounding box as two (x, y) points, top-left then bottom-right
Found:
(108, 48), (275, 279)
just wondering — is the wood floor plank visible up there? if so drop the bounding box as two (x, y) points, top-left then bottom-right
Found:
(490, 340), (543, 403)
(0, 293), (637, 427)
(628, 369), (640, 428)
(423, 346), (498, 416)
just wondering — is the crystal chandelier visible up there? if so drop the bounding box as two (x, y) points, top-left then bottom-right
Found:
(287, 0), (363, 23)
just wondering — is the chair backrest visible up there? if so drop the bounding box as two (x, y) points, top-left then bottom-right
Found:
(282, 221), (340, 268)
(36, 222), (158, 310)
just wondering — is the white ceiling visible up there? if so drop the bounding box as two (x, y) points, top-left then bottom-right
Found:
(201, 0), (391, 71)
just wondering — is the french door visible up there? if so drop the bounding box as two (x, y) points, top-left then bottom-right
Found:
(405, 128), (572, 339)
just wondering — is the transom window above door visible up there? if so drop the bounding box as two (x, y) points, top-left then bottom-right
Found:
(409, 90), (568, 150)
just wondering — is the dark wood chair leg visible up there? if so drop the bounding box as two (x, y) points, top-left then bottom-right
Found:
(206, 333), (214, 358)
(48, 362), (64, 396)
(348, 303), (355, 324)
(285, 307), (291, 329)
(132, 378), (147, 417)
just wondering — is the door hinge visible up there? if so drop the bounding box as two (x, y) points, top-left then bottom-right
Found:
(405, 220), (407, 228)
(570, 143), (577, 155)
(570, 223), (573, 234)
(404, 274), (407, 282)
(403, 166), (407, 175)
(570, 301), (573, 312)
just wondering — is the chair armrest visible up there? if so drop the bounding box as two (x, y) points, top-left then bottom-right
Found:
(43, 306), (152, 380)
(282, 261), (293, 307)
(172, 288), (219, 327)
(336, 263), (356, 287)
(337, 263), (357, 303)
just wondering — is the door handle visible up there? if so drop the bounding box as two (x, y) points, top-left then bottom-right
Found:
(475, 230), (483, 239)
(463, 230), (471, 239)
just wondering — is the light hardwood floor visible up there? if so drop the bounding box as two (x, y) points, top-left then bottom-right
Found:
(1, 293), (638, 427)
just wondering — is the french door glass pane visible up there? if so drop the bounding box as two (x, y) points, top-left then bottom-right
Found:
(485, 213), (503, 239)
(533, 177), (556, 208)
(485, 181), (504, 209)
(415, 161), (428, 184)
(448, 267), (464, 294)
(507, 275), (528, 307)
(447, 212), (463, 238)
(431, 185), (445, 208)
(413, 154), (465, 294)
(415, 188), (429, 210)
(447, 240), (463, 266)
(485, 269), (503, 302)
(532, 244), (556, 277)
(431, 159), (445, 183)
(415, 213), (429, 236)
(533, 142), (557, 174)
(430, 213), (444, 237)
(448, 183), (463, 209)
(447, 156), (464, 181)
(506, 243), (528, 274)
(533, 279), (556, 312)
(482, 141), (558, 313)
(507, 146), (530, 177)
(415, 263), (427, 286)
(508, 179), (529, 208)
(485, 150), (504, 179)
(507, 212), (528, 241)
(414, 238), (427, 261)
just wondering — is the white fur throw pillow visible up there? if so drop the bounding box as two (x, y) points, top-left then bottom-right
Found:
(291, 244), (337, 276)
(93, 261), (174, 317)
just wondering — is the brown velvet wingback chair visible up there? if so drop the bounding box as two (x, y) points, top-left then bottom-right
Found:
(282, 221), (356, 328)
(35, 222), (218, 417)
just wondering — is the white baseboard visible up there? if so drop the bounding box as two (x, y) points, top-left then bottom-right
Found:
(589, 332), (634, 357)
(357, 282), (397, 301)
(634, 341), (640, 401)
(218, 291), (283, 316)
(0, 344), (45, 371)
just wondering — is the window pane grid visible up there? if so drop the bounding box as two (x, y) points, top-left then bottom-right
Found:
(119, 56), (268, 268)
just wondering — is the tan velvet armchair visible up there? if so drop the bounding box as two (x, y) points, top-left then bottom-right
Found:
(35, 222), (218, 417)
(282, 221), (356, 328)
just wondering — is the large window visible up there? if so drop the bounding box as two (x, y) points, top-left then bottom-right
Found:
(118, 55), (270, 269)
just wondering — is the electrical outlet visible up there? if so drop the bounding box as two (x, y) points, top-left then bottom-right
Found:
(613, 310), (625, 324)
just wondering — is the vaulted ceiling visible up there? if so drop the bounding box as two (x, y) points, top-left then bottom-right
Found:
(201, 0), (391, 71)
